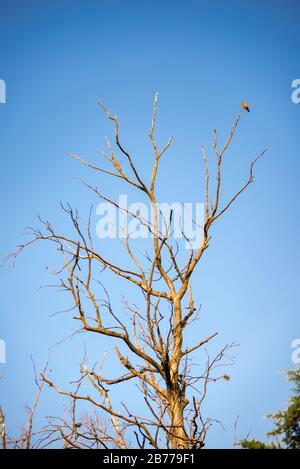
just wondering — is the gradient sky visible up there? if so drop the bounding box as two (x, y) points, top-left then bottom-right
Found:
(0, 0), (299, 448)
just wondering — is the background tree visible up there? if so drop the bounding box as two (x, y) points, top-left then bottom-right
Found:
(240, 367), (300, 450)
(3, 96), (265, 449)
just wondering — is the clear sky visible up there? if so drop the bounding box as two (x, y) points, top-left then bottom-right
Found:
(0, 0), (299, 448)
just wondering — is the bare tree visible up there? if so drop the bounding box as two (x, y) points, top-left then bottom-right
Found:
(2, 358), (128, 449)
(0, 406), (6, 449)
(4, 95), (265, 449)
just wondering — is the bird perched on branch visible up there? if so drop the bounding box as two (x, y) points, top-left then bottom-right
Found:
(242, 100), (250, 112)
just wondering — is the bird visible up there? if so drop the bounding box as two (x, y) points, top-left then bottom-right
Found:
(242, 100), (250, 112)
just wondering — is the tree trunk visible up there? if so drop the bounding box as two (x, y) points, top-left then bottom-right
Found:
(169, 394), (189, 448)
(168, 296), (189, 448)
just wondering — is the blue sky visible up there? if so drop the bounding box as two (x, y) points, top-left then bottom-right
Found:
(0, 0), (299, 448)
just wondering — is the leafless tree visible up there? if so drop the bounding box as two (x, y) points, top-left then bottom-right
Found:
(3, 95), (265, 449)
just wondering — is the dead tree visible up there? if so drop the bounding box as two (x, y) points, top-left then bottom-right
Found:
(5, 95), (266, 449)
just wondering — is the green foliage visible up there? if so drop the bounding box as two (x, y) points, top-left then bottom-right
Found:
(239, 368), (300, 449)
(239, 439), (279, 449)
